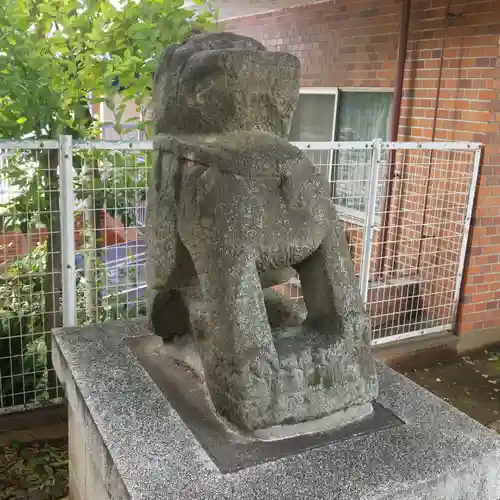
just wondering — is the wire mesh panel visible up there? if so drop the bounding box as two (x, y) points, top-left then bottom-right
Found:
(71, 141), (153, 328)
(0, 141), (63, 411)
(285, 141), (480, 345)
(330, 145), (375, 279)
(369, 143), (481, 344)
(276, 142), (373, 303)
(0, 137), (481, 412)
(294, 142), (375, 280)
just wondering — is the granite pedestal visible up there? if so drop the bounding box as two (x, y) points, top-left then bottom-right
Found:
(53, 319), (500, 500)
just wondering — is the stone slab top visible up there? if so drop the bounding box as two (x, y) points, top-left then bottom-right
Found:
(53, 319), (500, 500)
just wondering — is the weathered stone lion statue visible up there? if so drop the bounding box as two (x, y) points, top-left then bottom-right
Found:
(146, 32), (378, 433)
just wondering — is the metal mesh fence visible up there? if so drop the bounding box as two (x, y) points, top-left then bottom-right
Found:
(300, 143), (375, 279)
(72, 142), (153, 328)
(287, 141), (479, 345)
(0, 137), (480, 410)
(0, 141), (63, 411)
(368, 144), (480, 343)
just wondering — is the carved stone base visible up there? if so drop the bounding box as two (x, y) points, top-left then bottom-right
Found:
(136, 331), (378, 438)
(130, 334), (382, 443)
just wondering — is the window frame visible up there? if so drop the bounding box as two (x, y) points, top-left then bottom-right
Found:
(296, 87), (339, 144)
(293, 86), (393, 228)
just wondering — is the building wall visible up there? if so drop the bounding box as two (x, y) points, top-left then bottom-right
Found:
(224, 0), (400, 89)
(403, 0), (500, 336)
(189, 0), (331, 21)
(224, 0), (500, 338)
(93, 98), (147, 141)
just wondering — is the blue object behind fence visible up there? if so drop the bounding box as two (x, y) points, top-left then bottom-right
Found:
(75, 239), (146, 308)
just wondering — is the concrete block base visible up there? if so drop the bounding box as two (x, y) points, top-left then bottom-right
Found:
(53, 319), (500, 500)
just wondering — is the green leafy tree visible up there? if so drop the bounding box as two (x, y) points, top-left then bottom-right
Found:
(1, 0), (215, 138)
(0, 0), (216, 399)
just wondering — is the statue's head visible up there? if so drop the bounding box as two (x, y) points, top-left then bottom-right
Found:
(153, 32), (300, 138)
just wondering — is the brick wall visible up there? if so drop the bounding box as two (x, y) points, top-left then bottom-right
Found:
(224, 0), (401, 289)
(224, 0), (400, 89)
(403, 0), (500, 335)
(224, 0), (500, 338)
(458, 30), (500, 335)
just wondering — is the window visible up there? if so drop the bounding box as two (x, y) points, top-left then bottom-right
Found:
(289, 92), (337, 142)
(289, 88), (393, 222)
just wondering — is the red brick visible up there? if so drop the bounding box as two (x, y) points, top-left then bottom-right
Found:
(224, 0), (500, 337)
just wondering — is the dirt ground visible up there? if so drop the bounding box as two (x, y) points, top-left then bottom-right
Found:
(0, 408), (68, 500)
(0, 438), (68, 500)
(393, 344), (500, 432)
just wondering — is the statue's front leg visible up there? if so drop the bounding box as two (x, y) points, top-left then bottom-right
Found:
(189, 245), (280, 431)
(292, 217), (379, 409)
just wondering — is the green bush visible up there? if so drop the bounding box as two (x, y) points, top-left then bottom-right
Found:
(0, 240), (146, 409)
(0, 243), (48, 408)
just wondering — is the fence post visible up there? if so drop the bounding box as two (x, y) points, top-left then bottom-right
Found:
(359, 138), (382, 305)
(59, 135), (77, 326)
(451, 145), (483, 331)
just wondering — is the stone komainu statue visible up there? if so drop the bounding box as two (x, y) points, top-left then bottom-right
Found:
(146, 32), (378, 432)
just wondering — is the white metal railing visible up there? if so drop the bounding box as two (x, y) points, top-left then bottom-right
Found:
(1, 136), (483, 333)
(0, 135), (482, 410)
